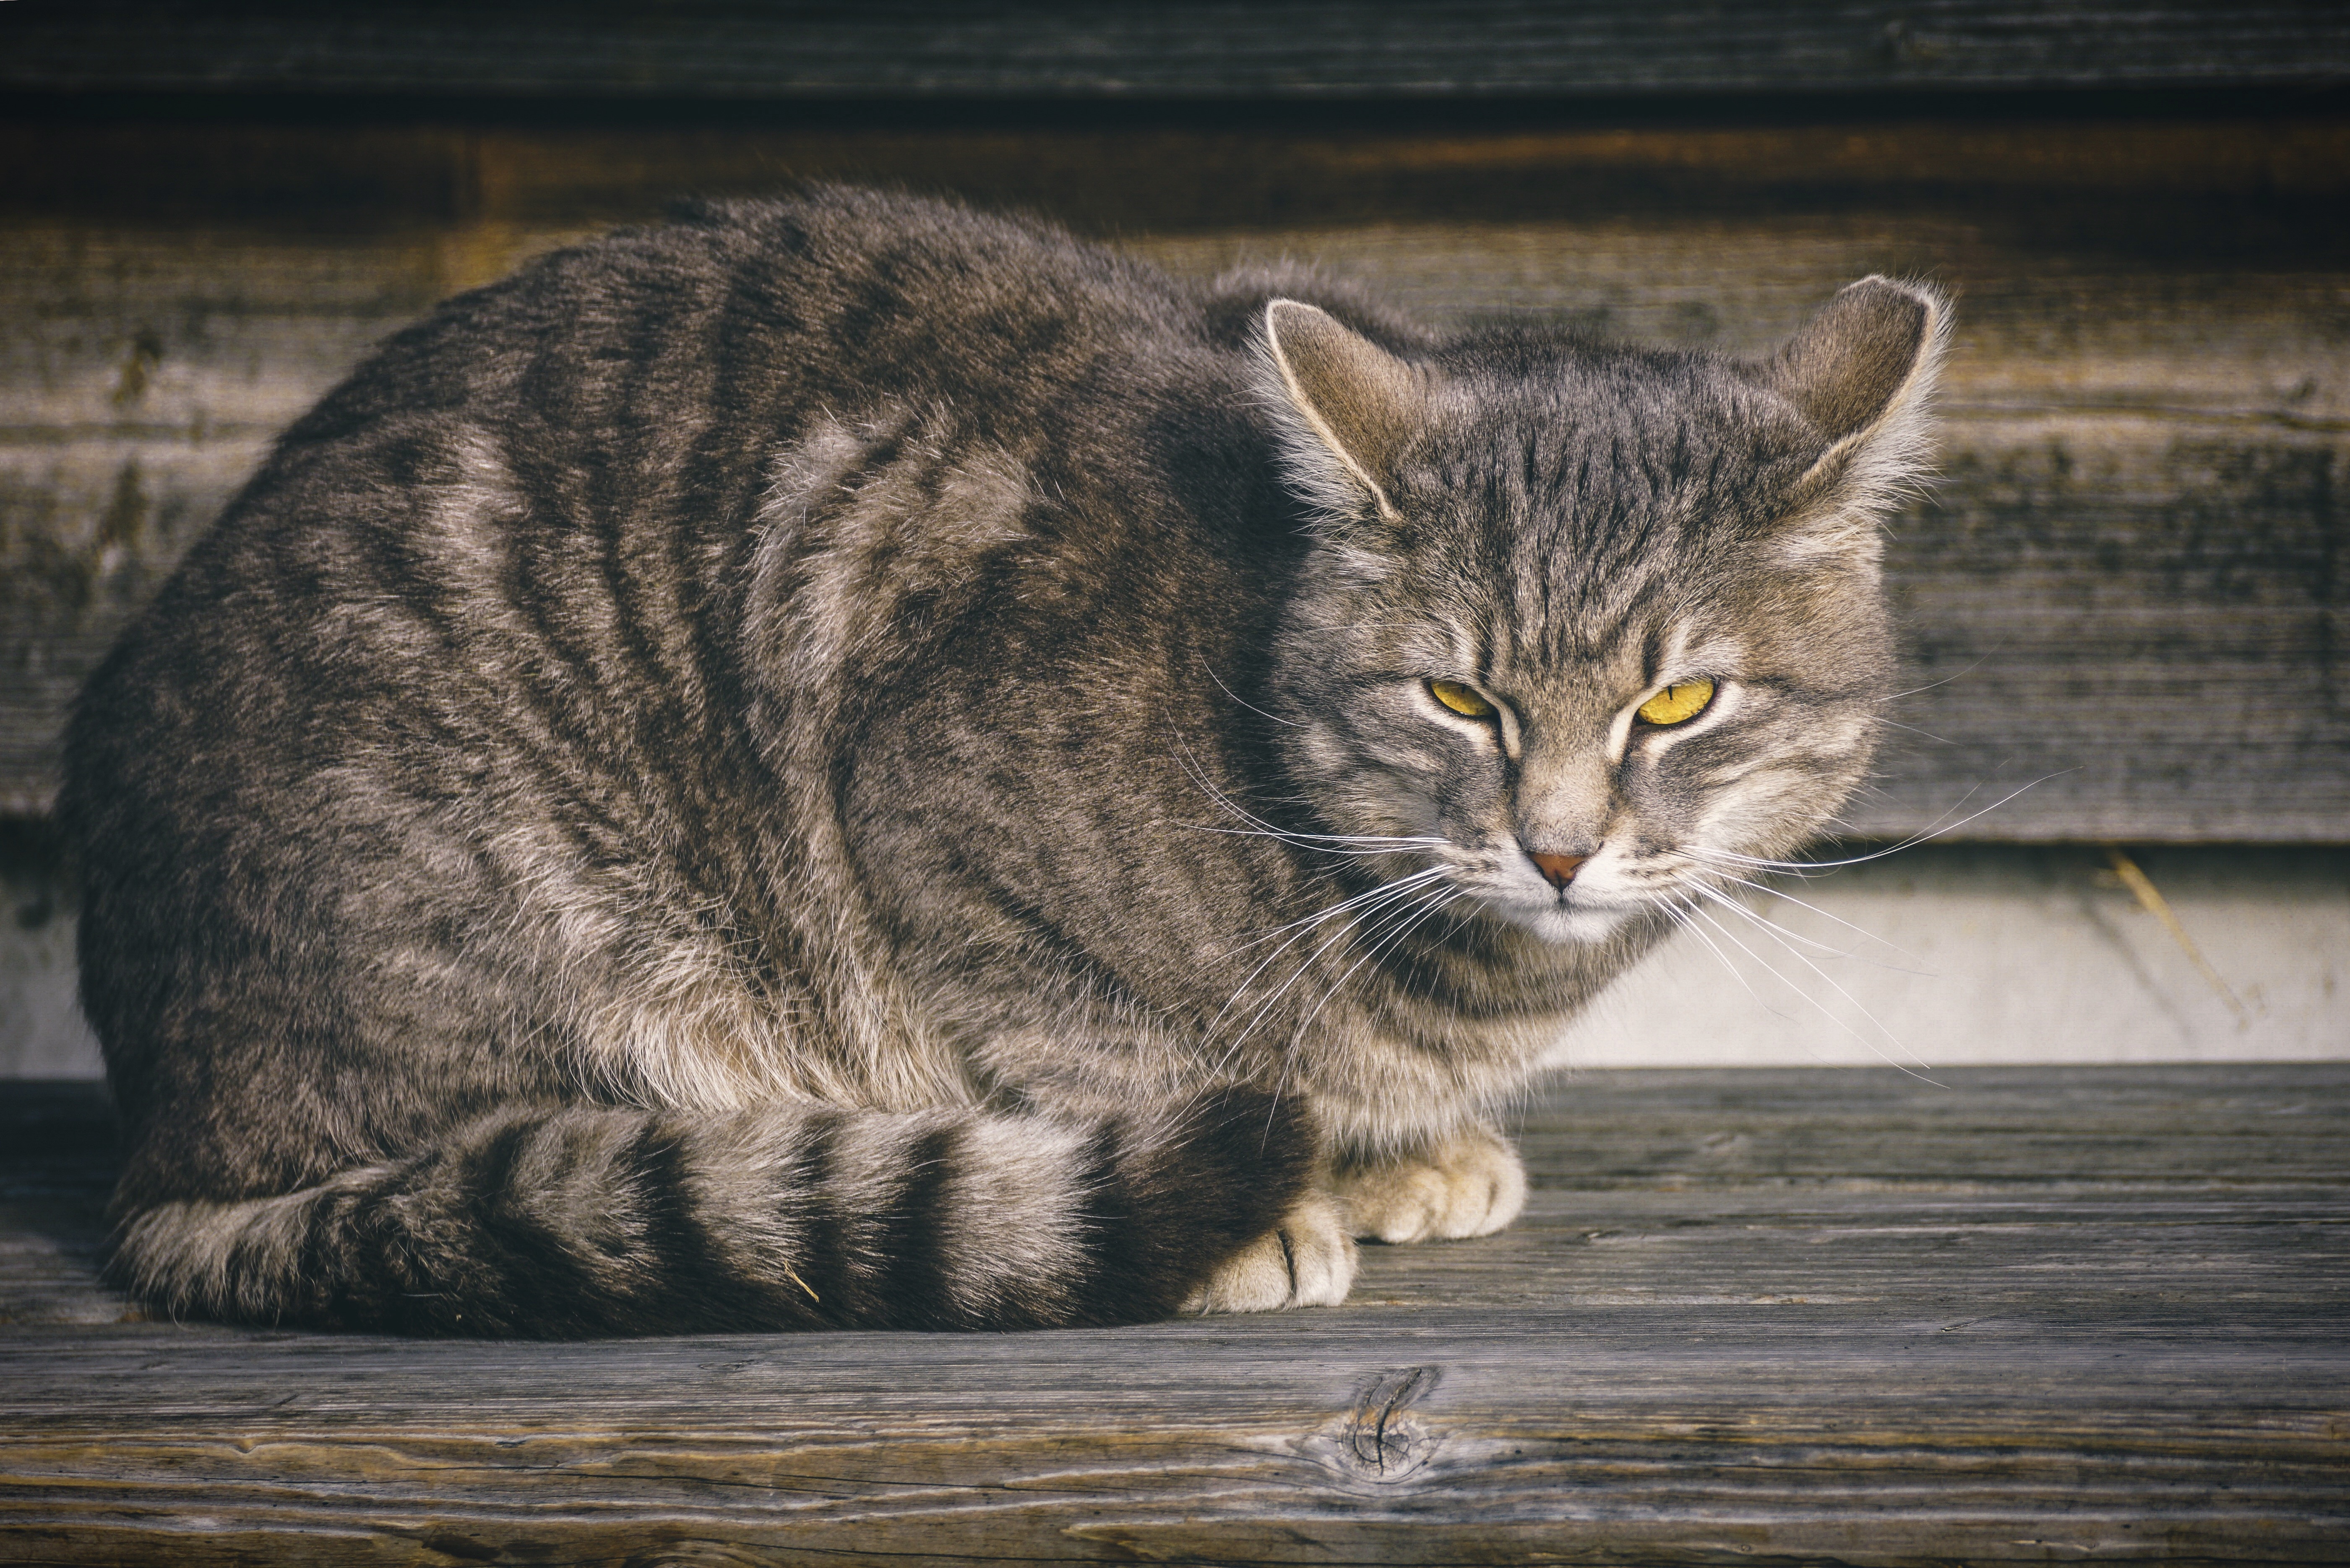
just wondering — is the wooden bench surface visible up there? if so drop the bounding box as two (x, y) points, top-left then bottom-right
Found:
(4, 1066), (2345, 1563)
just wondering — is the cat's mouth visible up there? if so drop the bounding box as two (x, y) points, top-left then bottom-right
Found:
(1484, 895), (1641, 945)
(1469, 864), (1645, 945)
(1412, 833), (1647, 943)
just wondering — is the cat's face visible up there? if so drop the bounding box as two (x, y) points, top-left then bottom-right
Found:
(1259, 287), (1942, 946)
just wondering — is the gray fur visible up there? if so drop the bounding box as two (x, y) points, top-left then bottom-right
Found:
(63, 188), (1944, 1334)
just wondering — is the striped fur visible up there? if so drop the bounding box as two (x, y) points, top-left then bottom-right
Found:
(65, 189), (1942, 1334)
(108, 1090), (1311, 1335)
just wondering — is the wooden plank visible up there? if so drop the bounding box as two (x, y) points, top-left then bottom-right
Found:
(11, 118), (2350, 227)
(3, 1), (2347, 99)
(3, 1069), (2345, 1563)
(2, 121), (2345, 836)
(4, 1321), (2344, 1565)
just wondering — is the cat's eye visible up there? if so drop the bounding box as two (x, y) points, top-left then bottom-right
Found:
(1637, 678), (1716, 727)
(1428, 680), (1497, 719)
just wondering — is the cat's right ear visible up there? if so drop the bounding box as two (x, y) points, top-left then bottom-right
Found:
(1259, 300), (1430, 527)
(1764, 276), (1951, 510)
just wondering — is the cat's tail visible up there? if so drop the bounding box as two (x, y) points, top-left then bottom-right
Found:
(104, 1089), (1315, 1335)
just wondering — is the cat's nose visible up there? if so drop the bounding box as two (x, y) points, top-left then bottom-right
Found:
(1529, 850), (1589, 889)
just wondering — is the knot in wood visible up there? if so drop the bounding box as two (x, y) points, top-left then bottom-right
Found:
(1337, 1364), (1440, 1478)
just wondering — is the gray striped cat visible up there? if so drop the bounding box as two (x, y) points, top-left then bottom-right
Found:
(64, 187), (1945, 1335)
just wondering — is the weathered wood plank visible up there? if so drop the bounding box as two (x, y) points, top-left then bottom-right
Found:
(4, 0), (2347, 99)
(4, 1324), (2345, 1564)
(3, 121), (2345, 835)
(10, 118), (2349, 228)
(11, 1071), (2347, 1328)
(3, 1069), (2345, 1563)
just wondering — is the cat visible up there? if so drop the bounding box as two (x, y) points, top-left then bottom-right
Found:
(63, 186), (1945, 1335)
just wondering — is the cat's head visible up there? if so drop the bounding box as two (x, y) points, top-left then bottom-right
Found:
(1256, 278), (1947, 945)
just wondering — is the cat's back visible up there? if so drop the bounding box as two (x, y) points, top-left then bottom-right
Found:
(60, 188), (1293, 1181)
(65, 189), (1218, 774)
(263, 188), (1208, 465)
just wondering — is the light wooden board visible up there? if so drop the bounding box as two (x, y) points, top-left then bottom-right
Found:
(3, 1068), (2345, 1563)
(3, 119), (2347, 836)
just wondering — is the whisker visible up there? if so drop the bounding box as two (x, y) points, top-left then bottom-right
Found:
(1284, 884), (1470, 1052)
(1278, 621), (1425, 638)
(1696, 868), (1933, 972)
(1688, 770), (2071, 873)
(1212, 862), (1448, 969)
(1661, 894), (1807, 1028)
(1167, 729), (1442, 867)
(1680, 899), (1932, 1080)
(1203, 867), (1451, 1072)
(1174, 822), (1446, 856)
(1167, 732), (1283, 833)
(1217, 861), (1450, 952)
(1686, 884), (1942, 1083)
(1705, 895), (1868, 961)
(1647, 895), (1882, 1073)
(1878, 648), (1998, 702)
(1200, 659), (1305, 729)
(1230, 872), (1440, 1025)
(1876, 718), (1959, 745)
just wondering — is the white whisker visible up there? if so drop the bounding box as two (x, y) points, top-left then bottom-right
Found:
(1694, 867), (1933, 972)
(1686, 882), (1856, 959)
(1686, 884), (1942, 1083)
(1876, 718), (1959, 745)
(1214, 864), (1450, 960)
(1661, 894), (1804, 1027)
(1680, 899), (1925, 1078)
(1204, 867), (1451, 1074)
(1285, 884), (1470, 1052)
(1168, 728), (1441, 864)
(1176, 822), (1446, 856)
(1200, 659), (1306, 729)
(1878, 648), (1998, 702)
(1688, 770), (2070, 873)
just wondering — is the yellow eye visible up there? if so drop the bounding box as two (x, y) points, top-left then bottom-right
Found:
(1637, 677), (1716, 726)
(1429, 680), (1496, 719)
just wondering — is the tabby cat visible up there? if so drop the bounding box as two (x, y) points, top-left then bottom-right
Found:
(64, 187), (1945, 1334)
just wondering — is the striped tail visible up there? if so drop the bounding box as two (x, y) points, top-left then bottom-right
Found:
(105, 1089), (1314, 1335)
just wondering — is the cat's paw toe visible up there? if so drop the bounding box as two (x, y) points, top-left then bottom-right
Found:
(1337, 1125), (1528, 1243)
(1180, 1192), (1356, 1314)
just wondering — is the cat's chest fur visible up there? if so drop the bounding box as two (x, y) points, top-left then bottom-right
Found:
(63, 187), (1944, 1334)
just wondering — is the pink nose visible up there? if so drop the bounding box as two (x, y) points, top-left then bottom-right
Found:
(1530, 851), (1588, 889)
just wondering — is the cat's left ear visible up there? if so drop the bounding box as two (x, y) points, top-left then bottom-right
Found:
(1259, 300), (1435, 527)
(1761, 276), (1952, 538)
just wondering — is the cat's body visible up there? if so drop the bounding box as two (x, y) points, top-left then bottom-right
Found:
(65, 188), (1944, 1334)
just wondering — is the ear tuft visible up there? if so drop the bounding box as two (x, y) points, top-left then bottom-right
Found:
(1258, 300), (1430, 526)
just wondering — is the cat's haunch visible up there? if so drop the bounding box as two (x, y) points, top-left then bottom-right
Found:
(64, 188), (1944, 1334)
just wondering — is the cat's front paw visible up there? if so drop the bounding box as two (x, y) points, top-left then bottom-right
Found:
(1335, 1124), (1528, 1243)
(1180, 1191), (1355, 1314)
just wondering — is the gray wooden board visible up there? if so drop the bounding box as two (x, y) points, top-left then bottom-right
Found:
(3, 119), (2347, 838)
(3, 1068), (2345, 1563)
(3, 1), (2347, 99)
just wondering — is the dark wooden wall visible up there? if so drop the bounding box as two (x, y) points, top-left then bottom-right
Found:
(4, 4), (2347, 840)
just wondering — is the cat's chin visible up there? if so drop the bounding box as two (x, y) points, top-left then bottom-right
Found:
(1480, 896), (1639, 947)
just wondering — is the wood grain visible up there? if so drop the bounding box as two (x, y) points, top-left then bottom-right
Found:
(3, 1069), (2345, 1563)
(3, 0), (2346, 99)
(3, 119), (2345, 836)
